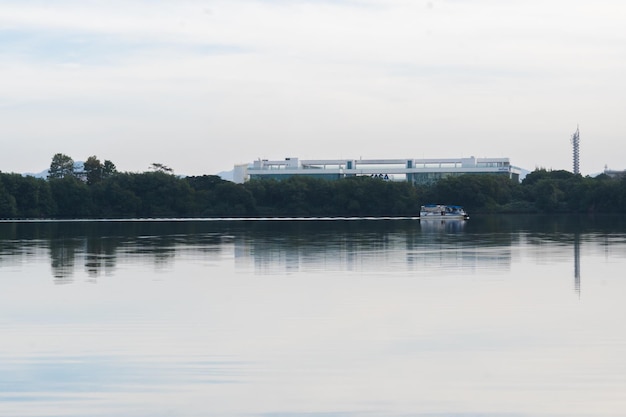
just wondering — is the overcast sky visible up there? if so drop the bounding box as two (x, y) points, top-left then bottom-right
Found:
(1, 0), (625, 176)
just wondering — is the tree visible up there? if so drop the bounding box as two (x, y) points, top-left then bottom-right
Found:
(48, 153), (75, 179)
(533, 179), (563, 212)
(84, 155), (103, 185)
(149, 163), (173, 174)
(0, 173), (54, 218)
(102, 160), (117, 178)
(0, 178), (17, 217)
(48, 176), (90, 218)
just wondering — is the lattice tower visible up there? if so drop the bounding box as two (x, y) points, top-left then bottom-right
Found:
(571, 126), (580, 175)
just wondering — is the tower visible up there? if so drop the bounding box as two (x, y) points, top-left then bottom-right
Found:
(571, 126), (580, 175)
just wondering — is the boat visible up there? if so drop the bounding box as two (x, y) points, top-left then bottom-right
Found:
(419, 204), (469, 220)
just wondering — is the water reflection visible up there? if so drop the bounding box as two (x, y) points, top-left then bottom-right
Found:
(49, 238), (79, 284)
(84, 235), (117, 281)
(574, 231), (581, 295)
(0, 354), (244, 392)
(3, 216), (626, 417)
(0, 221), (230, 283)
(418, 218), (466, 233)
(1, 216), (625, 288)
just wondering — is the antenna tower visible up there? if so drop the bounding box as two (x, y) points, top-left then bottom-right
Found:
(571, 125), (580, 174)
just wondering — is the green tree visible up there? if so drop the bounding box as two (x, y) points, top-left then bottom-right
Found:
(48, 153), (75, 179)
(0, 173), (54, 218)
(532, 179), (560, 211)
(0, 177), (17, 218)
(90, 178), (140, 217)
(84, 155), (103, 185)
(126, 171), (192, 217)
(103, 160), (117, 178)
(149, 163), (173, 174)
(48, 176), (90, 218)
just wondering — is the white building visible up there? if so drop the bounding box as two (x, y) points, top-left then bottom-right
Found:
(234, 156), (524, 185)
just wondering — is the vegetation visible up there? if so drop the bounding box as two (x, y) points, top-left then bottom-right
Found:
(1, 155), (626, 219)
(48, 153), (75, 179)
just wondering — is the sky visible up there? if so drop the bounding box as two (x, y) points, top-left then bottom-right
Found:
(1, 0), (625, 177)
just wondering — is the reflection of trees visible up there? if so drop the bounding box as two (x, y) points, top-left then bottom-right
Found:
(412, 220), (514, 273)
(1, 221), (231, 283)
(475, 215), (599, 296)
(232, 219), (503, 274)
(49, 237), (80, 284)
(0, 216), (618, 288)
(0, 224), (34, 270)
(84, 235), (118, 280)
(121, 235), (177, 269)
(233, 217), (609, 280)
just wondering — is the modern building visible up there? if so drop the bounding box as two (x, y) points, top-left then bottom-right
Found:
(233, 156), (525, 185)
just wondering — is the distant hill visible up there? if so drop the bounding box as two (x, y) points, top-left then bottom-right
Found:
(23, 169), (48, 179)
(23, 161), (84, 179)
(217, 170), (234, 182)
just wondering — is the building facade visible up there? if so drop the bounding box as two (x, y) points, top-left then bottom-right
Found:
(234, 156), (524, 185)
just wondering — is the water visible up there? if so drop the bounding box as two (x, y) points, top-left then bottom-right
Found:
(1, 216), (626, 417)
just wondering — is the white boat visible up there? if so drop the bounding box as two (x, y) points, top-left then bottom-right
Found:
(419, 204), (469, 220)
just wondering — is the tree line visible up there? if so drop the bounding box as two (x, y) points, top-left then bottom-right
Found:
(1, 154), (626, 219)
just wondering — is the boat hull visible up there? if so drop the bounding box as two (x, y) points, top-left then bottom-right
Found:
(419, 214), (469, 220)
(419, 204), (469, 220)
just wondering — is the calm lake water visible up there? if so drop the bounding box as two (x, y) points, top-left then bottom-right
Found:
(1, 216), (626, 417)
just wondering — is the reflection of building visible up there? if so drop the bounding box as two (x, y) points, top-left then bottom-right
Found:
(232, 225), (512, 275)
(234, 156), (525, 185)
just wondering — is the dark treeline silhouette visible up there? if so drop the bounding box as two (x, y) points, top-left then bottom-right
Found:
(2, 160), (626, 218)
(416, 169), (626, 214)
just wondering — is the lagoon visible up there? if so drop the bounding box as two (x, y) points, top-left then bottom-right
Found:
(1, 216), (626, 417)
